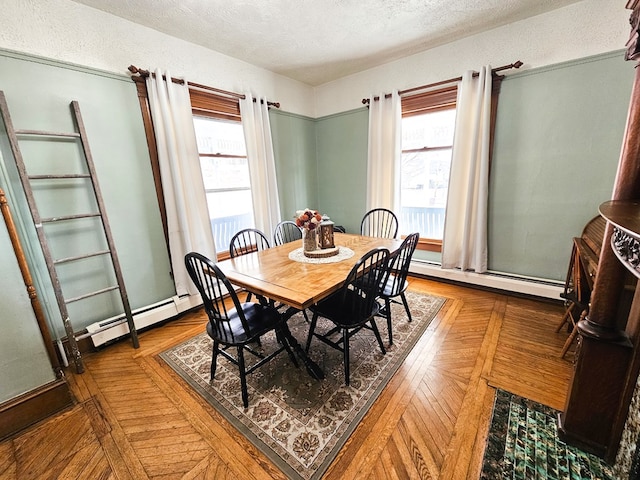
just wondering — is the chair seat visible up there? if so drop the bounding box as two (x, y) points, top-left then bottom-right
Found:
(380, 275), (409, 298)
(207, 302), (283, 345)
(311, 290), (381, 328)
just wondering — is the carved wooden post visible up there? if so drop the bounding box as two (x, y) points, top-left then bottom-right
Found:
(558, 0), (640, 461)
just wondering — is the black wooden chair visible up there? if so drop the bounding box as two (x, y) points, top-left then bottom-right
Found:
(377, 232), (420, 345)
(360, 208), (399, 239)
(229, 228), (270, 257)
(229, 228), (271, 303)
(272, 220), (312, 322)
(185, 252), (298, 408)
(273, 220), (302, 246)
(305, 247), (390, 385)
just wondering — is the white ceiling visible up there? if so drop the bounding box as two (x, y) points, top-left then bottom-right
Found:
(71, 0), (581, 86)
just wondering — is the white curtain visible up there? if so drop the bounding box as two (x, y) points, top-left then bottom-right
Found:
(441, 65), (492, 273)
(239, 94), (281, 236)
(146, 69), (216, 296)
(366, 90), (401, 212)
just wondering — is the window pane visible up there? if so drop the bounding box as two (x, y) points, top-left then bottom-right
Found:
(192, 115), (255, 252)
(400, 150), (450, 239)
(200, 156), (250, 190)
(206, 190), (255, 251)
(400, 109), (455, 240)
(401, 109), (456, 150)
(193, 116), (246, 156)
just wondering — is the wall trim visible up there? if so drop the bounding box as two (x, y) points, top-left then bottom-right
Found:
(0, 47), (130, 82)
(504, 49), (627, 81)
(0, 378), (73, 441)
(315, 106), (368, 122)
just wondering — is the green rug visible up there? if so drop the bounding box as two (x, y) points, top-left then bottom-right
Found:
(160, 291), (445, 480)
(481, 389), (614, 480)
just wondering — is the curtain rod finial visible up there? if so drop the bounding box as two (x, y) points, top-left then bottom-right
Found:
(128, 65), (150, 77)
(513, 60), (523, 69)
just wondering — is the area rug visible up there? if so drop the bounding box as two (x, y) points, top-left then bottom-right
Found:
(481, 389), (614, 479)
(159, 291), (445, 480)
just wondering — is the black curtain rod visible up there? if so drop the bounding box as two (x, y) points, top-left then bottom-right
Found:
(128, 65), (280, 108)
(362, 60), (523, 105)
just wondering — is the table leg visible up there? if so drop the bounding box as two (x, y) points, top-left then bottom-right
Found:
(281, 307), (325, 380)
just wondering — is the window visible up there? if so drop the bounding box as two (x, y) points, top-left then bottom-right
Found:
(399, 85), (457, 252)
(131, 74), (256, 259)
(193, 117), (254, 256)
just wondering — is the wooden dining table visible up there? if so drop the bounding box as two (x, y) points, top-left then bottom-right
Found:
(215, 232), (403, 379)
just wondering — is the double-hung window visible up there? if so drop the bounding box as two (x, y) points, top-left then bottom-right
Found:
(399, 85), (457, 252)
(190, 89), (255, 258)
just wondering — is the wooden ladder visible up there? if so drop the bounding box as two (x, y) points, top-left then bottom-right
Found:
(0, 91), (139, 373)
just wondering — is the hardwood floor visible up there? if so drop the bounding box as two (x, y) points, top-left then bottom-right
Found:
(0, 277), (574, 479)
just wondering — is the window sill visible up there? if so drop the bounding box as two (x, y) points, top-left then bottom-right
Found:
(416, 238), (442, 253)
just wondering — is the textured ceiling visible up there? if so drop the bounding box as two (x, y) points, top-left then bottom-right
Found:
(71, 0), (580, 86)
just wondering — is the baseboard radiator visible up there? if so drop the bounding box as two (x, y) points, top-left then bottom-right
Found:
(411, 261), (564, 300)
(86, 294), (203, 347)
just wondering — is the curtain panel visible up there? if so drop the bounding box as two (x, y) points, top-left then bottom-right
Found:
(146, 69), (217, 296)
(441, 65), (493, 273)
(239, 94), (281, 237)
(366, 90), (401, 213)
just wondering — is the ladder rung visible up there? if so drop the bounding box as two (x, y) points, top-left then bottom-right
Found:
(16, 129), (80, 138)
(29, 174), (91, 180)
(40, 213), (101, 223)
(54, 250), (111, 265)
(65, 285), (120, 304)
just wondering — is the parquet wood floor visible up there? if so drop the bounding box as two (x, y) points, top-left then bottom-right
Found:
(0, 277), (573, 479)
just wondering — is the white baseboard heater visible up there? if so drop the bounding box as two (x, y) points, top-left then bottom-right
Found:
(85, 294), (203, 347)
(411, 261), (564, 300)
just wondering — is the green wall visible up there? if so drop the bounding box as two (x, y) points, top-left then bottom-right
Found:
(315, 108), (370, 232)
(489, 51), (634, 280)
(270, 110), (318, 223)
(0, 165), (56, 403)
(305, 51), (635, 281)
(0, 50), (176, 341)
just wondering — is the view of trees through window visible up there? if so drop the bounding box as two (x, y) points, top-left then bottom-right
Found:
(400, 108), (456, 242)
(193, 116), (254, 252)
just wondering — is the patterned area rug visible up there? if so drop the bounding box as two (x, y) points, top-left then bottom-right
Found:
(481, 389), (614, 479)
(160, 291), (445, 480)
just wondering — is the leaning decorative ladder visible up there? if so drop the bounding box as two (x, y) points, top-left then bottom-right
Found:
(0, 91), (139, 373)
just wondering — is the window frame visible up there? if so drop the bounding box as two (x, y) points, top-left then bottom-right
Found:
(400, 85), (458, 253)
(399, 75), (503, 252)
(192, 114), (250, 261)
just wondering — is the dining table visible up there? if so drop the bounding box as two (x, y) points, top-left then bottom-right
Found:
(215, 232), (403, 379)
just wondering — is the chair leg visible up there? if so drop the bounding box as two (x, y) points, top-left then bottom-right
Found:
(384, 298), (393, 345)
(237, 346), (249, 408)
(370, 320), (386, 355)
(343, 328), (350, 386)
(210, 341), (220, 381)
(305, 313), (319, 352)
(302, 309), (310, 323)
(560, 309), (587, 358)
(556, 301), (574, 333)
(400, 292), (413, 323)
